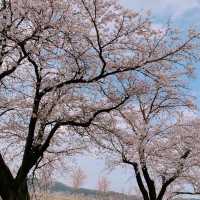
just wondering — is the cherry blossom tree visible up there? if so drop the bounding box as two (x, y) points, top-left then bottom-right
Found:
(97, 176), (110, 192)
(70, 167), (87, 189)
(90, 82), (200, 200)
(0, 0), (200, 199)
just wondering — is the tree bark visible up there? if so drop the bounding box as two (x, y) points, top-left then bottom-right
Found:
(15, 180), (30, 200)
(0, 179), (30, 200)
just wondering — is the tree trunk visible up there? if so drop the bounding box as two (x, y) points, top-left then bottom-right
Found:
(1, 180), (30, 200)
(8, 191), (30, 200)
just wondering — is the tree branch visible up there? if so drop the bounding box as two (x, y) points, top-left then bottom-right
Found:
(122, 155), (149, 200)
(157, 150), (191, 200)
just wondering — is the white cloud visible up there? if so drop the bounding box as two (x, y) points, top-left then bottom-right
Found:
(120, 0), (200, 18)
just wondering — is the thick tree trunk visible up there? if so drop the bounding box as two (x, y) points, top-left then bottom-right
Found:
(15, 180), (30, 200)
(7, 191), (30, 200)
(1, 180), (30, 200)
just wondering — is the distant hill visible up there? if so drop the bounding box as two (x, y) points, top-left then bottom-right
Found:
(49, 181), (200, 200)
(49, 181), (140, 200)
(35, 181), (200, 200)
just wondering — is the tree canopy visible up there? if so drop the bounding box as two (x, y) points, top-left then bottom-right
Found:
(0, 0), (200, 199)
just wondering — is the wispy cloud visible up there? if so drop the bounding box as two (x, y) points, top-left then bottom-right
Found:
(120, 0), (200, 18)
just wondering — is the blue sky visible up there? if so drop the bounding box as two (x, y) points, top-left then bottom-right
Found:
(120, 0), (200, 104)
(58, 0), (200, 193)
